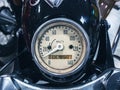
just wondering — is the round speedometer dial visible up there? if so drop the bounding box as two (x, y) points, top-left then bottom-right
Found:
(31, 18), (90, 81)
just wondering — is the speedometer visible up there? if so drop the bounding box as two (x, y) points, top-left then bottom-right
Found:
(31, 18), (90, 82)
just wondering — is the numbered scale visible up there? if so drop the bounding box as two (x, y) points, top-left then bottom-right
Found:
(31, 18), (90, 83)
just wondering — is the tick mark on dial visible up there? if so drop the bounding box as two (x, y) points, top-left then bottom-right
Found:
(77, 54), (79, 56)
(74, 59), (76, 61)
(71, 30), (73, 32)
(79, 47), (81, 49)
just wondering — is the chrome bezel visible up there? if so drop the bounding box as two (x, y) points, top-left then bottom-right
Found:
(31, 18), (90, 77)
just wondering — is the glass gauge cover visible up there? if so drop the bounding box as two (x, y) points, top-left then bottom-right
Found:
(31, 18), (90, 82)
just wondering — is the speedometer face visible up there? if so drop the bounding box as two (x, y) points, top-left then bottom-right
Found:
(31, 18), (90, 76)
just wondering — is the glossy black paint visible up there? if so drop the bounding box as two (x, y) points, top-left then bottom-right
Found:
(22, 0), (101, 83)
(23, 0), (100, 56)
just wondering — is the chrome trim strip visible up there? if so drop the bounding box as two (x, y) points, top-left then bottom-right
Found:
(44, 0), (63, 8)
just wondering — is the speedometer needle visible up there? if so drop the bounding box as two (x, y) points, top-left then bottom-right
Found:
(43, 43), (64, 57)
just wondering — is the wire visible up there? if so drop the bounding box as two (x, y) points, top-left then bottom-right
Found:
(113, 54), (120, 61)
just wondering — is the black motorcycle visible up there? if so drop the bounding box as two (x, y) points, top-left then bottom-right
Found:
(0, 0), (120, 90)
